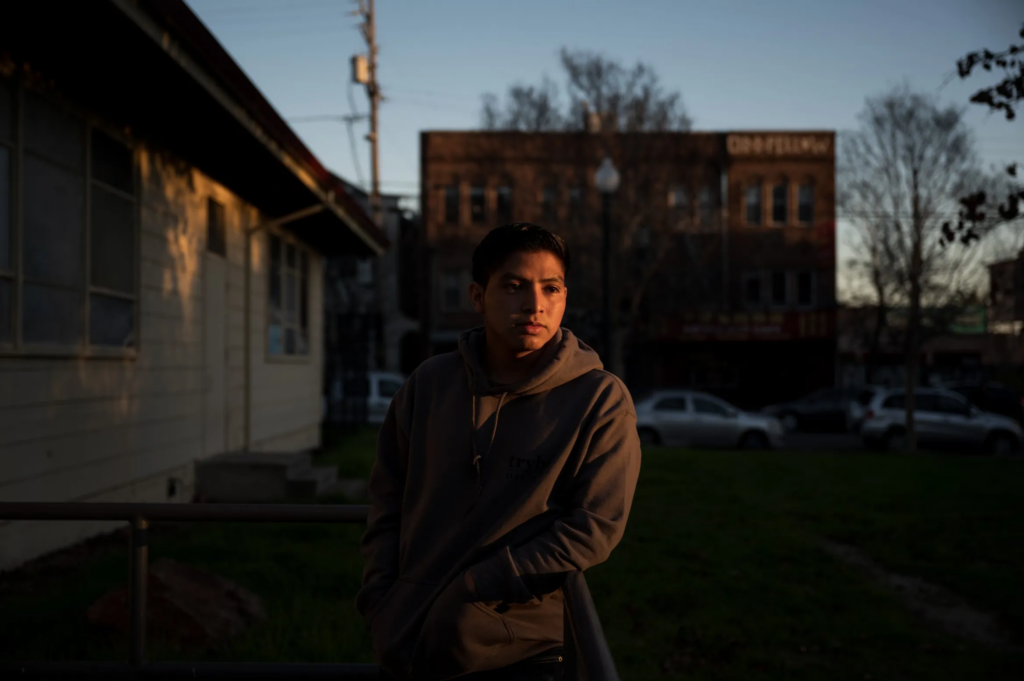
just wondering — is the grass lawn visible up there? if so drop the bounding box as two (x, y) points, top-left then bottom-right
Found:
(1, 428), (1021, 680)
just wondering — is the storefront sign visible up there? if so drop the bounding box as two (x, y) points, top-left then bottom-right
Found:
(652, 310), (836, 342)
(727, 134), (832, 157)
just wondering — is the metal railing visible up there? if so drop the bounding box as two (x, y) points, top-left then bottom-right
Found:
(0, 502), (619, 681)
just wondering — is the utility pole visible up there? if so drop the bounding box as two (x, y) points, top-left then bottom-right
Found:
(353, 0), (382, 226)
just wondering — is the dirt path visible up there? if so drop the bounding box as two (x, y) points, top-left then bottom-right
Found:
(823, 540), (1021, 653)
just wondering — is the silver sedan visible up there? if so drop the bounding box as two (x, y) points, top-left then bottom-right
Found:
(635, 390), (785, 449)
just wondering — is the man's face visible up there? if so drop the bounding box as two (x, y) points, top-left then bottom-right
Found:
(469, 250), (567, 357)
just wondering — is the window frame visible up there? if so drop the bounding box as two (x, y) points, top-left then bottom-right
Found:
(265, 230), (312, 362)
(797, 182), (814, 225)
(495, 184), (513, 224)
(439, 268), (463, 312)
(443, 184), (460, 225)
(743, 272), (763, 308)
(770, 179), (788, 226)
(469, 184), (486, 225)
(0, 78), (140, 359)
(745, 182), (762, 226)
(796, 271), (815, 308)
(770, 270), (789, 308)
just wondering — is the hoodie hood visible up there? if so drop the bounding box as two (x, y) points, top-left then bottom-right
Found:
(458, 327), (603, 398)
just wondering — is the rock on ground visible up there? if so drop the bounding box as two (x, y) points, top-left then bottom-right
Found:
(87, 558), (267, 651)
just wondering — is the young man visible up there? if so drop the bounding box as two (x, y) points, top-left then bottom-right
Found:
(357, 223), (641, 681)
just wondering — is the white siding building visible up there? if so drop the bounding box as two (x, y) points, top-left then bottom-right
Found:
(0, 0), (386, 571)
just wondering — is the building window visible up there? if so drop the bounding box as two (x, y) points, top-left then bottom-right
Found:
(568, 186), (583, 224)
(771, 271), (788, 306)
(745, 183), (761, 225)
(798, 183), (814, 225)
(444, 185), (459, 224)
(470, 185), (485, 224)
(206, 197), (226, 256)
(744, 273), (762, 306)
(668, 186), (688, 224)
(797, 271), (814, 306)
(542, 185), (558, 224)
(496, 185), (512, 223)
(771, 181), (788, 225)
(0, 83), (139, 352)
(267, 233), (310, 356)
(441, 269), (462, 311)
(699, 185), (714, 226)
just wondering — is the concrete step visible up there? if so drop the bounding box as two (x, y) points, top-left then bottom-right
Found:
(287, 465), (339, 498)
(323, 478), (369, 502)
(195, 451), (315, 503)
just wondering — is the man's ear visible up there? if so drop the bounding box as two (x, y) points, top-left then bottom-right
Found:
(469, 281), (485, 314)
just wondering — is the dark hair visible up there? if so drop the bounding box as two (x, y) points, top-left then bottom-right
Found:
(472, 222), (571, 287)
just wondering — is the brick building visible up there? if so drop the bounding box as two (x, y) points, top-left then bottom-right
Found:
(419, 130), (836, 407)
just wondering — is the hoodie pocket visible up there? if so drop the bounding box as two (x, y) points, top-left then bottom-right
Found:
(413, 573), (515, 679)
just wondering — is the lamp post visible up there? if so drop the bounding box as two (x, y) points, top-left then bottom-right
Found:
(594, 157), (620, 369)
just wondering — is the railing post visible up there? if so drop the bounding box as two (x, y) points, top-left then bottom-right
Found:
(129, 515), (148, 670)
(563, 590), (579, 680)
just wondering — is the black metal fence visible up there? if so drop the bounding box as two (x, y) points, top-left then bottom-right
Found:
(0, 503), (619, 681)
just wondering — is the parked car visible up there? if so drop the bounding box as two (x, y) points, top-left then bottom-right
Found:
(367, 371), (407, 425)
(860, 388), (1022, 454)
(635, 390), (784, 450)
(762, 387), (871, 433)
(949, 383), (1024, 425)
(847, 386), (883, 432)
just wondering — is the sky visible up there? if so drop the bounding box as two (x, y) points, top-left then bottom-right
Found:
(185, 0), (1023, 294)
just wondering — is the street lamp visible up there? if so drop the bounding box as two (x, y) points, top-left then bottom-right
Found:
(594, 157), (620, 369)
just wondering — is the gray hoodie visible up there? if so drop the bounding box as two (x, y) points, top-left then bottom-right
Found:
(356, 327), (641, 680)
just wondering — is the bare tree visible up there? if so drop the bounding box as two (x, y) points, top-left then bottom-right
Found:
(480, 49), (706, 378)
(841, 85), (984, 451)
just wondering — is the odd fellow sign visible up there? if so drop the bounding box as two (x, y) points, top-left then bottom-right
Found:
(727, 134), (832, 157)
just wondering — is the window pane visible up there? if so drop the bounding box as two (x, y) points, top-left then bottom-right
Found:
(444, 185), (459, 224)
(693, 397), (728, 416)
(771, 271), (787, 305)
(654, 398), (687, 412)
(542, 185), (557, 222)
(285, 327), (296, 354)
(300, 251), (309, 333)
(699, 186), (713, 225)
(91, 187), (135, 293)
(798, 184), (814, 224)
(0, 79), (12, 142)
(286, 242), (296, 269)
(25, 92), (83, 170)
(269, 234), (281, 314)
(285, 271), (297, 325)
(23, 283), (82, 345)
(936, 395), (970, 416)
(442, 270), (460, 310)
(379, 379), (403, 398)
(206, 198), (225, 256)
(89, 294), (134, 347)
(915, 394), (939, 413)
(568, 187), (582, 222)
(91, 129), (134, 194)
(797, 272), (813, 305)
(745, 185), (761, 225)
(24, 154), (84, 287)
(0, 145), (10, 270)
(883, 394), (905, 409)
(0, 278), (11, 343)
(470, 186), (485, 224)
(268, 323), (283, 355)
(496, 186), (512, 223)
(745, 275), (761, 305)
(772, 183), (788, 224)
